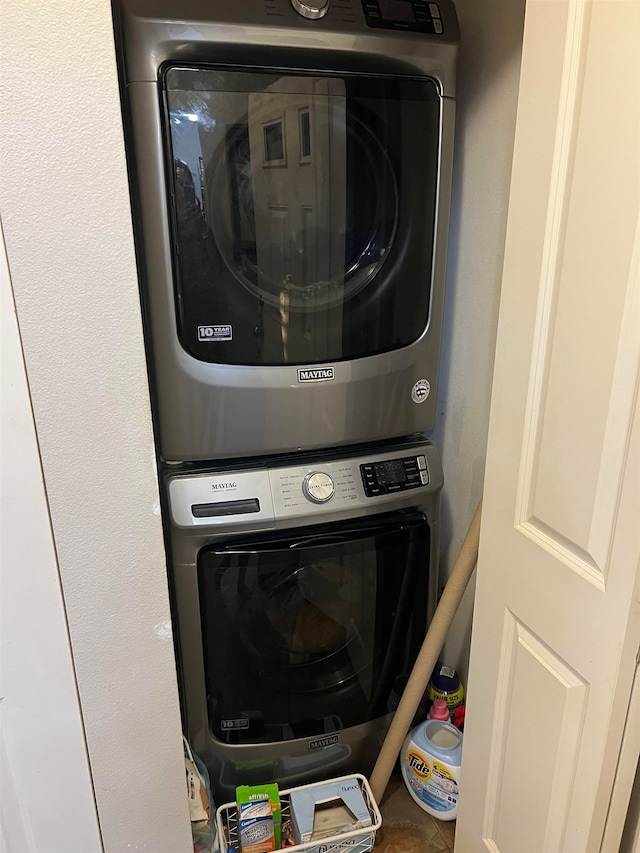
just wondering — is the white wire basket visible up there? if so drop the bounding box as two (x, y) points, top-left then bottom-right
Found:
(215, 773), (382, 853)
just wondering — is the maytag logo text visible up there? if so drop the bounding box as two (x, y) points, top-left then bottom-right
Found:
(297, 367), (335, 383)
(309, 733), (339, 751)
(211, 482), (237, 491)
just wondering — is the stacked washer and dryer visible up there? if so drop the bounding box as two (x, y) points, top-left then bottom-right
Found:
(113, 0), (459, 803)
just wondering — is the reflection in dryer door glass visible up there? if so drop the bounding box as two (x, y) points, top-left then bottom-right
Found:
(197, 517), (430, 744)
(164, 67), (440, 367)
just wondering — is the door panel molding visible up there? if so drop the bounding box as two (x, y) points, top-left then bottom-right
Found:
(484, 612), (588, 852)
(514, 0), (639, 592)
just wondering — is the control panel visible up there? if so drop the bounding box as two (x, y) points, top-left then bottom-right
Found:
(168, 443), (436, 529)
(360, 454), (429, 497)
(361, 0), (444, 34)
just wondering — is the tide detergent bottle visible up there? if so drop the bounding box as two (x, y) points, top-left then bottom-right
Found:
(401, 719), (463, 820)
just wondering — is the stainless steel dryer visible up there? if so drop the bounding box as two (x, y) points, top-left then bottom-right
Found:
(113, 0), (459, 462)
(165, 436), (443, 801)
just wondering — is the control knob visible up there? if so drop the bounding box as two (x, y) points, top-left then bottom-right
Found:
(290, 0), (329, 19)
(302, 471), (335, 503)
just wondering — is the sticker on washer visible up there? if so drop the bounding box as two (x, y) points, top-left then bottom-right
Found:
(220, 718), (250, 730)
(412, 379), (431, 403)
(198, 324), (232, 342)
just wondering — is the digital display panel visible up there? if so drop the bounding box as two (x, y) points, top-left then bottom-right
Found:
(378, 0), (416, 23)
(375, 459), (406, 486)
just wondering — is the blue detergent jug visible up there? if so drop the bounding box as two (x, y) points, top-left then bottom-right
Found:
(401, 719), (463, 820)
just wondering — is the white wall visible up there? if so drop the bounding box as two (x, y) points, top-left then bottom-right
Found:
(0, 2), (191, 851)
(432, 0), (526, 683)
(1, 227), (103, 852)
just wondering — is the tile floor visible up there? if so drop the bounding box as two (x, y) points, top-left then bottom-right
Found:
(374, 767), (455, 853)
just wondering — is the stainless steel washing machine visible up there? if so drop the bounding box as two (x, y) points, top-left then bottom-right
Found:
(113, 0), (459, 462)
(165, 436), (443, 801)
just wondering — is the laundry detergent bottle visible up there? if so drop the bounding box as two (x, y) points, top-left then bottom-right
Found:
(401, 719), (463, 820)
(427, 665), (466, 729)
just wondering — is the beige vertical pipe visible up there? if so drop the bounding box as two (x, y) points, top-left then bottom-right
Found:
(369, 499), (483, 805)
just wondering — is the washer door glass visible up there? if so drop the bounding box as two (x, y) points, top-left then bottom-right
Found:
(197, 513), (430, 745)
(163, 67), (440, 365)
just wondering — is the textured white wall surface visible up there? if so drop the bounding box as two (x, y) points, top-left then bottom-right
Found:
(1, 229), (103, 851)
(0, 2), (192, 851)
(431, 0), (526, 682)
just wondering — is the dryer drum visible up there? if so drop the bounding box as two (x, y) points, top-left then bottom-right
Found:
(238, 557), (374, 680)
(204, 112), (399, 312)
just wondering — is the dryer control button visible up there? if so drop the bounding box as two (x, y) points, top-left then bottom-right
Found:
(290, 0), (329, 19)
(303, 471), (335, 503)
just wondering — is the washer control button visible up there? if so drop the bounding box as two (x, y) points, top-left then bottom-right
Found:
(290, 0), (329, 19)
(303, 471), (335, 503)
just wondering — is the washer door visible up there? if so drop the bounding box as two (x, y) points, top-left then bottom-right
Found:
(163, 66), (440, 366)
(197, 512), (430, 745)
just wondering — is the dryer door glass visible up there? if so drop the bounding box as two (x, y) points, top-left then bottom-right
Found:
(163, 66), (440, 366)
(197, 513), (430, 745)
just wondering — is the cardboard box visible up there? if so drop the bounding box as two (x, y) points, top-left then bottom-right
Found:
(236, 794), (274, 853)
(236, 784), (281, 849)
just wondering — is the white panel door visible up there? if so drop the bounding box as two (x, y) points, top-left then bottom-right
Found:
(456, 1), (640, 851)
